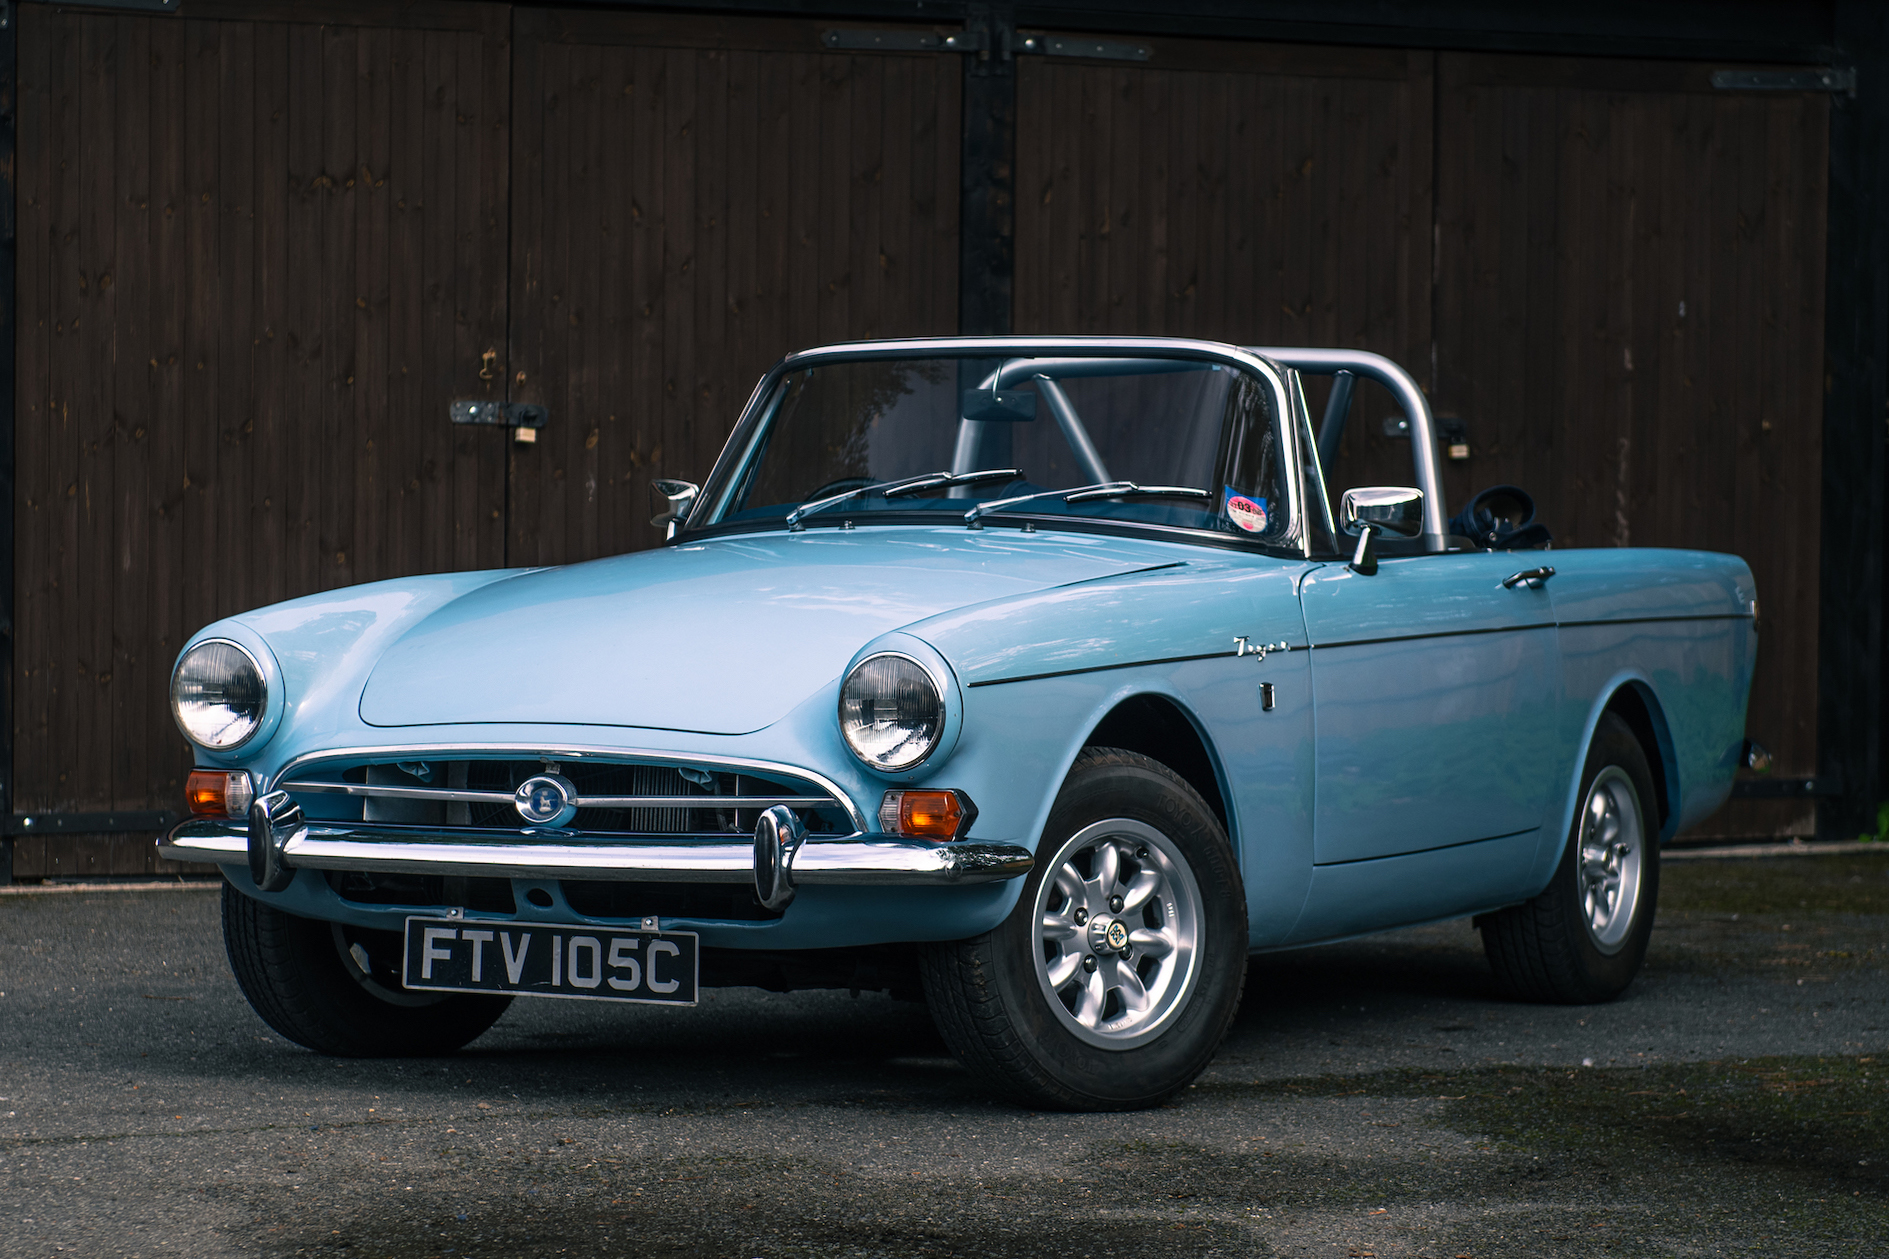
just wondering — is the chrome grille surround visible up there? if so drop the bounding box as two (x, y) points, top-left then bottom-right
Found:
(266, 744), (867, 837)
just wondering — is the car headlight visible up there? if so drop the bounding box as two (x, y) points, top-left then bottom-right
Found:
(839, 653), (944, 771)
(170, 639), (267, 751)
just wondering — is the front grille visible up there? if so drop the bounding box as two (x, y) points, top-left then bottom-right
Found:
(280, 755), (852, 838)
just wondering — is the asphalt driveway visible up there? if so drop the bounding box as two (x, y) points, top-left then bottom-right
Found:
(2, 851), (1885, 1258)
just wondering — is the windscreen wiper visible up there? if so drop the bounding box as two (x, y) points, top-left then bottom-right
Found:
(963, 481), (1212, 529)
(785, 467), (1022, 530)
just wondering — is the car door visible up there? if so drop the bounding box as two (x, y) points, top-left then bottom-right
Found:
(1292, 552), (1560, 931)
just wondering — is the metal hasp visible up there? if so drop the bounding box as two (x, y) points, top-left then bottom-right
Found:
(450, 401), (548, 428)
(1251, 347), (1450, 552)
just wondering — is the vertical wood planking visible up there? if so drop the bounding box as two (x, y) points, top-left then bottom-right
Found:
(1432, 53), (1828, 836)
(506, 16), (960, 567)
(74, 15), (117, 821)
(15, 4), (512, 871)
(1014, 43), (1432, 499)
(14, 11), (59, 824)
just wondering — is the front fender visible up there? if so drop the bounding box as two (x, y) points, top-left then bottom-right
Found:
(179, 571), (526, 771)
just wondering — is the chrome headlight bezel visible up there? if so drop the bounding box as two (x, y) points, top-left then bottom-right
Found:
(838, 651), (948, 774)
(169, 637), (270, 752)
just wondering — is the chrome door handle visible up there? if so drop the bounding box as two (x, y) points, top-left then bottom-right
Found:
(1502, 565), (1555, 590)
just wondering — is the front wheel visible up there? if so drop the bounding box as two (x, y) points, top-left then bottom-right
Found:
(921, 749), (1247, 1111)
(1479, 712), (1661, 1003)
(221, 883), (511, 1056)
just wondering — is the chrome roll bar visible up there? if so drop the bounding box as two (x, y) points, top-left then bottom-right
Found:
(1249, 347), (1449, 552)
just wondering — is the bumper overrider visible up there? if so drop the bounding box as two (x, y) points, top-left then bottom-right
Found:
(160, 791), (1035, 911)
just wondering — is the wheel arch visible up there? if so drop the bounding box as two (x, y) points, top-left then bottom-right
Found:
(1561, 673), (1682, 849)
(1081, 692), (1232, 838)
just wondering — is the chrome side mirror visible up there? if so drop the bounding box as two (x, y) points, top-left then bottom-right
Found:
(649, 478), (700, 539)
(1339, 486), (1424, 576)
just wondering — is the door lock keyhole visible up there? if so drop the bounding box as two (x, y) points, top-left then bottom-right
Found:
(478, 348), (498, 381)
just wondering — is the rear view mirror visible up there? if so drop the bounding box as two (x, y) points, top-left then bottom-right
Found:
(1339, 486), (1425, 577)
(1340, 486), (1424, 539)
(960, 389), (1038, 422)
(650, 478), (700, 538)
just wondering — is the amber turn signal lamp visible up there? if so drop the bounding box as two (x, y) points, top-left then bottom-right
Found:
(187, 769), (254, 818)
(878, 789), (977, 840)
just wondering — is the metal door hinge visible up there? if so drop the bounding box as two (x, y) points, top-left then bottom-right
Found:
(823, 28), (987, 53)
(1729, 776), (1842, 799)
(1712, 68), (1855, 97)
(6, 809), (178, 835)
(1016, 33), (1152, 62)
(19, 0), (179, 10)
(824, 27), (1152, 63)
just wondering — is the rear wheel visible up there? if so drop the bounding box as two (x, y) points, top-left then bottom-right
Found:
(922, 749), (1247, 1110)
(221, 883), (510, 1056)
(1479, 712), (1661, 1003)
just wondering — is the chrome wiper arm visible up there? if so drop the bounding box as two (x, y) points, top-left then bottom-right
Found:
(786, 467), (1022, 530)
(1064, 483), (1211, 504)
(964, 482), (1211, 528)
(883, 466), (1022, 498)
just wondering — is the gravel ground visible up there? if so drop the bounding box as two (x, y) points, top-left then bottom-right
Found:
(2, 852), (1886, 1258)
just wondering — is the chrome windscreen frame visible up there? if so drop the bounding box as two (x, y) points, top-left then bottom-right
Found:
(684, 336), (1313, 559)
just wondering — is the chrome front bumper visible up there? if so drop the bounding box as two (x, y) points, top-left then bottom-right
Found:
(159, 811), (1034, 896)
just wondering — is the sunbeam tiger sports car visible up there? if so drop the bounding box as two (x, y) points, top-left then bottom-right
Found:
(163, 337), (1756, 1111)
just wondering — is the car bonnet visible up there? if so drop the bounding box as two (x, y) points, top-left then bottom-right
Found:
(356, 529), (1190, 734)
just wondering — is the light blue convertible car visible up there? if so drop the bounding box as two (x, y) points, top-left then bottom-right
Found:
(162, 337), (1756, 1111)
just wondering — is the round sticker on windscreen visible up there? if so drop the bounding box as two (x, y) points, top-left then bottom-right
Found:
(1225, 494), (1268, 533)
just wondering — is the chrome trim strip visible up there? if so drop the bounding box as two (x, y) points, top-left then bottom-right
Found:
(157, 819), (1032, 886)
(576, 796), (836, 809)
(282, 781), (515, 804)
(280, 780), (839, 811)
(264, 745), (870, 833)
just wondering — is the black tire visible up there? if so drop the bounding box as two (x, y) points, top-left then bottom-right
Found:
(1479, 712), (1661, 1004)
(221, 883), (511, 1056)
(921, 748), (1247, 1111)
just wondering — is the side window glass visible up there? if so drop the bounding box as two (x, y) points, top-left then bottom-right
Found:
(1209, 371), (1291, 543)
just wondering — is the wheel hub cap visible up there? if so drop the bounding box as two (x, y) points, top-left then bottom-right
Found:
(1576, 767), (1646, 954)
(1032, 818), (1203, 1050)
(1088, 917), (1131, 954)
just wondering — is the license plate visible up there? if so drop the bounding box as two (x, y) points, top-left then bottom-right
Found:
(401, 917), (698, 1006)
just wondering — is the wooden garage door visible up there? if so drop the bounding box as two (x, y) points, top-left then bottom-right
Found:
(1014, 40), (1434, 368)
(12, 1), (513, 875)
(1431, 54), (1828, 837)
(1012, 39), (1829, 839)
(504, 9), (962, 566)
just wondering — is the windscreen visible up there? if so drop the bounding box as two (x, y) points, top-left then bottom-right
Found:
(697, 354), (1291, 542)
